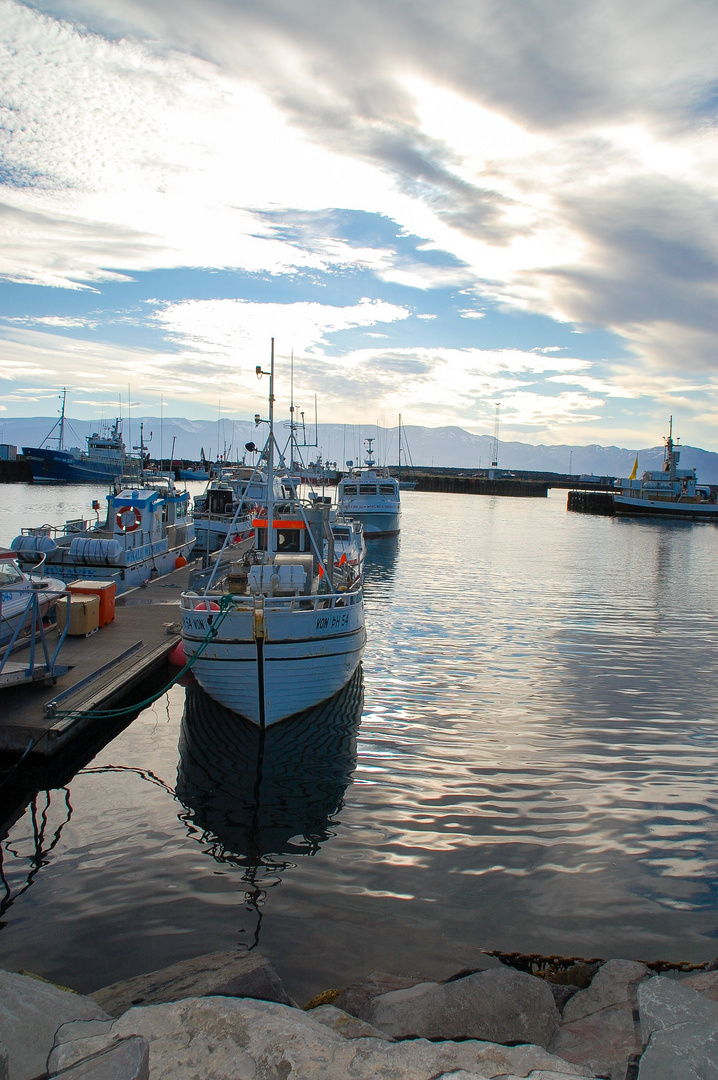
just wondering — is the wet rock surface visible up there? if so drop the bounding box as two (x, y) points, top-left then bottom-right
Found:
(1, 952), (716, 1079)
(90, 949), (294, 1017)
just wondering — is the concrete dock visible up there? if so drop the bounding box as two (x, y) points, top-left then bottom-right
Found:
(0, 560), (201, 756)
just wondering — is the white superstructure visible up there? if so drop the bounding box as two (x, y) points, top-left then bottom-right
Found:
(337, 438), (401, 537)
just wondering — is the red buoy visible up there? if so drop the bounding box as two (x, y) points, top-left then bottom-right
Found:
(194, 600), (220, 611)
(175, 554), (187, 568)
(168, 642), (186, 667)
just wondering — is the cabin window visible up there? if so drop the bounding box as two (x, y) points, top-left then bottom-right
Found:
(0, 563), (23, 586)
(276, 529), (300, 552)
(333, 528), (350, 539)
(360, 485), (376, 494)
(342, 485), (357, 495)
(379, 484), (395, 494)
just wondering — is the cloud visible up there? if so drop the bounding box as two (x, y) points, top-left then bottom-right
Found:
(2, 0), (718, 435)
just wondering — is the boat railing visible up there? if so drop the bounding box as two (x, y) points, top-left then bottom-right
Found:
(181, 586), (361, 614)
(0, 588), (70, 682)
(22, 518), (91, 539)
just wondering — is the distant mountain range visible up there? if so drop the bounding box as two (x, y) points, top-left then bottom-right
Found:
(4, 414), (718, 482)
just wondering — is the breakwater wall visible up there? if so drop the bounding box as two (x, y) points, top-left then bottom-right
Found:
(0, 459), (32, 483)
(414, 474), (548, 497)
(567, 490), (615, 515)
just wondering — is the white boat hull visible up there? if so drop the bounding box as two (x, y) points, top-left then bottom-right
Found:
(0, 580), (66, 646)
(344, 510), (400, 537)
(181, 595), (366, 727)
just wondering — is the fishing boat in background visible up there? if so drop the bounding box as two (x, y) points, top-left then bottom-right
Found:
(337, 437), (401, 537)
(180, 341), (366, 728)
(192, 463), (289, 554)
(21, 389), (140, 484)
(298, 454), (341, 486)
(10, 478), (195, 592)
(613, 419), (718, 520)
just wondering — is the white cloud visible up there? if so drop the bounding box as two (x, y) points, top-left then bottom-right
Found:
(2, 0), (718, 440)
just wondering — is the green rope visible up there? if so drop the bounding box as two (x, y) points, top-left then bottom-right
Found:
(51, 598), (235, 724)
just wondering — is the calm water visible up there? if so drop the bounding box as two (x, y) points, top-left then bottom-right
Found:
(1, 484), (718, 1002)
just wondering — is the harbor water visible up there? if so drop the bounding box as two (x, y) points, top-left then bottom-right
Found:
(1, 483), (718, 1001)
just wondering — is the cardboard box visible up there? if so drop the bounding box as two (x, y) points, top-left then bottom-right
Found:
(56, 594), (100, 636)
(67, 579), (116, 626)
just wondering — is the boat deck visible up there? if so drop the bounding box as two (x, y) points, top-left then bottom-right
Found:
(0, 560), (200, 756)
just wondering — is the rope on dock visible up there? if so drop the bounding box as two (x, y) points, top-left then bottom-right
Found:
(49, 598), (235, 724)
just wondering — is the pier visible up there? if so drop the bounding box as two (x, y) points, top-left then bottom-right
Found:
(412, 474), (549, 497)
(0, 561), (200, 757)
(566, 489), (616, 515)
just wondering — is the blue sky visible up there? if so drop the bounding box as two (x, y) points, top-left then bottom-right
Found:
(1, 0), (718, 448)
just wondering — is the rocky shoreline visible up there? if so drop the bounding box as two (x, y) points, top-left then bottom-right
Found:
(1, 949), (716, 1079)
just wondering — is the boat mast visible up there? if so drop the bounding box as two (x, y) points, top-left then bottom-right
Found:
(268, 340), (275, 549)
(666, 415), (676, 481)
(58, 387), (66, 451)
(255, 339), (275, 555)
(397, 412), (403, 481)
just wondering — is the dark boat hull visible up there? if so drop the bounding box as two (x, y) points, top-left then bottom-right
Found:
(21, 447), (126, 484)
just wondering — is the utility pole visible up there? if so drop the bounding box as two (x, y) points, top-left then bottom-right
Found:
(491, 402), (500, 469)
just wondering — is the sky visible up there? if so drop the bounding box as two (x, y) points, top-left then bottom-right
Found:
(1, 0), (718, 449)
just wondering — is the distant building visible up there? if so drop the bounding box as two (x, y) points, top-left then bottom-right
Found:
(0, 444), (17, 460)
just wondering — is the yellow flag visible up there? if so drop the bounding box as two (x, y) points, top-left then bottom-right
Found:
(629, 455), (638, 480)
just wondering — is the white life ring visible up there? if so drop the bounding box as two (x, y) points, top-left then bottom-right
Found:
(116, 505), (142, 533)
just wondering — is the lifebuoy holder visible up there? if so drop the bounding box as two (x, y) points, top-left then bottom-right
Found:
(116, 505), (142, 533)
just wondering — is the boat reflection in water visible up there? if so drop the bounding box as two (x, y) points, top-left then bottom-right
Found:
(176, 667), (363, 940)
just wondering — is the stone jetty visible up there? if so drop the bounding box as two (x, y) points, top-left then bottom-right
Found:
(1, 949), (717, 1079)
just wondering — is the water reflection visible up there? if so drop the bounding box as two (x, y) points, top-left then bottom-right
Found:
(176, 668), (364, 939)
(363, 536), (399, 593)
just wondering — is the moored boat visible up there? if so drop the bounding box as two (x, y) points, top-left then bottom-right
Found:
(180, 341), (366, 728)
(22, 389), (140, 485)
(613, 419), (718, 520)
(11, 479), (195, 592)
(0, 551), (66, 647)
(337, 438), (401, 537)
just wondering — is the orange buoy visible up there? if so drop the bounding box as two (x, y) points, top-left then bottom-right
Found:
(194, 600), (220, 611)
(175, 554), (187, 568)
(168, 642), (186, 667)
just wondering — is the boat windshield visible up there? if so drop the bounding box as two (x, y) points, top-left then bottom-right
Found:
(0, 563), (24, 586)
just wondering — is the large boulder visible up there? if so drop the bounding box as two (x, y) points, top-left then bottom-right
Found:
(0, 970), (108, 1080)
(331, 971), (427, 1017)
(48, 1036), (149, 1079)
(561, 960), (649, 1023)
(308, 1005), (393, 1040)
(549, 1001), (641, 1080)
(362, 966), (560, 1047)
(90, 949), (293, 1016)
(638, 975), (718, 1079)
(638, 974), (718, 1042)
(675, 969), (718, 1003)
(49, 995), (593, 1080)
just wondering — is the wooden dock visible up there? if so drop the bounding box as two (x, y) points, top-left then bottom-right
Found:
(0, 560), (201, 757)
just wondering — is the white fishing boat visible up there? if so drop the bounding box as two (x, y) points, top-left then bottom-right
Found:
(0, 551), (66, 647)
(11, 478), (195, 592)
(337, 438), (401, 537)
(180, 342), (366, 728)
(613, 419), (718, 520)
